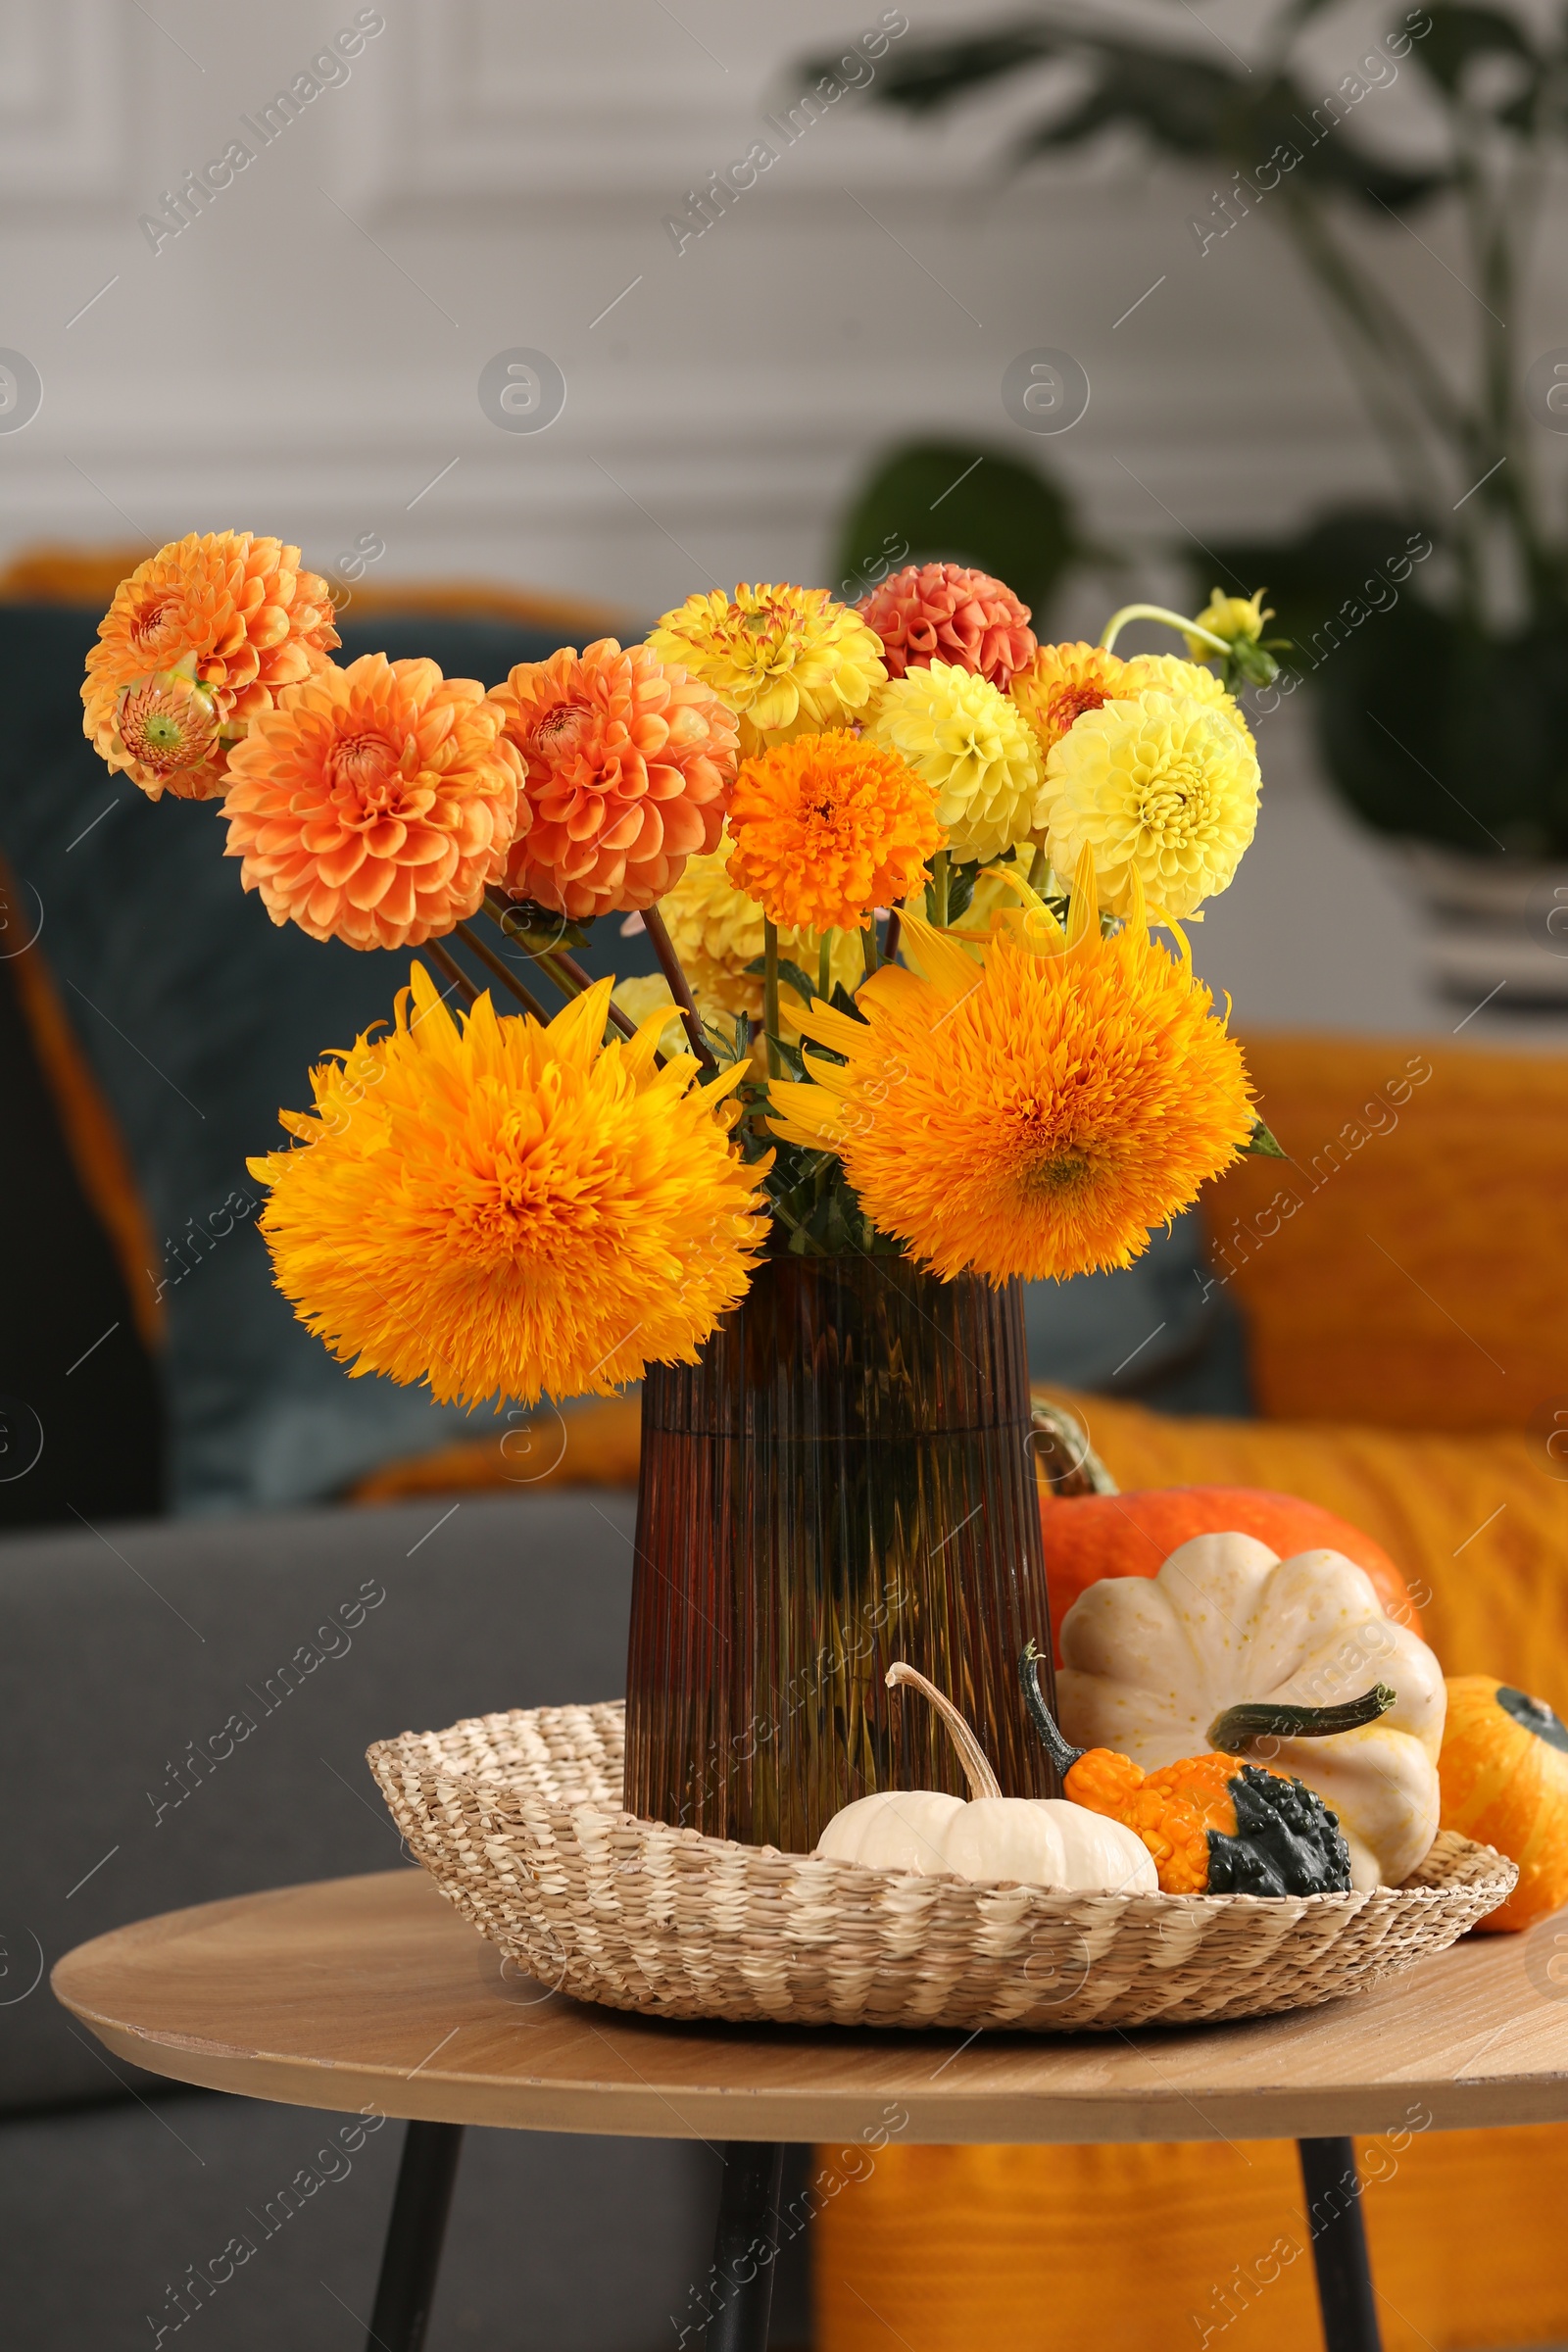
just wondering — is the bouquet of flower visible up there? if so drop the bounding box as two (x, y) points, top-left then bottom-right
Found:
(80, 537), (1279, 1414)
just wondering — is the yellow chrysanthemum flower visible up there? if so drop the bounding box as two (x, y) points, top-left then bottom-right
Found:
(1118, 650), (1255, 753)
(1186, 586), (1272, 661)
(656, 847), (861, 1020)
(1040, 689), (1260, 920)
(248, 964), (768, 1408)
(769, 858), (1254, 1283)
(1009, 641), (1130, 764)
(865, 659), (1046, 862)
(647, 583), (886, 759)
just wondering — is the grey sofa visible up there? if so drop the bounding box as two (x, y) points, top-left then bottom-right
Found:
(0, 1491), (811, 2349)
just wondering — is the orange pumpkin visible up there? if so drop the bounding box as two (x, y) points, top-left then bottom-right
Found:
(1038, 1484), (1421, 1661)
(1438, 1676), (1568, 1932)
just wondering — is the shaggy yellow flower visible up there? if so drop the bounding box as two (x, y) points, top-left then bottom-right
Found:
(1118, 650), (1255, 752)
(866, 659), (1046, 862)
(248, 963), (768, 1408)
(1041, 689), (1260, 920)
(647, 584), (885, 759)
(656, 847), (861, 1020)
(769, 857), (1254, 1282)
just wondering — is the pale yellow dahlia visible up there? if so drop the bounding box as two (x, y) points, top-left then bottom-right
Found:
(248, 964), (769, 1407)
(647, 585), (886, 759)
(611, 975), (689, 1060)
(865, 659), (1045, 863)
(1041, 689), (1260, 921)
(1118, 651), (1255, 753)
(657, 847), (860, 1021)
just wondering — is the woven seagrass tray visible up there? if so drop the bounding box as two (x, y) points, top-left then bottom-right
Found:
(368, 1700), (1516, 2034)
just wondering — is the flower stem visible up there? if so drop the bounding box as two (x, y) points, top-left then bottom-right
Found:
(883, 906), (902, 965)
(931, 849), (951, 927)
(763, 917), (781, 1079)
(1099, 603), (1232, 659)
(818, 929), (833, 1001)
(419, 937), (478, 1005)
(860, 917), (877, 981)
(483, 894), (638, 1040)
(643, 905), (716, 1069)
(453, 921), (551, 1021)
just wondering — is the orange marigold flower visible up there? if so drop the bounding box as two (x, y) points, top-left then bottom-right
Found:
(247, 964), (770, 1408)
(489, 638), (737, 920)
(724, 732), (943, 933)
(81, 531), (339, 800)
(858, 563), (1036, 690)
(770, 859), (1254, 1282)
(1009, 641), (1130, 764)
(222, 653), (523, 951)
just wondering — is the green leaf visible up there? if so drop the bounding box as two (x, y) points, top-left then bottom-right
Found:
(1245, 1114), (1289, 1159)
(763, 1031), (808, 1079)
(832, 439), (1079, 620)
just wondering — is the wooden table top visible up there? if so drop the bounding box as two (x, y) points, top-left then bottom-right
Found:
(52, 1869), (1568, 2145)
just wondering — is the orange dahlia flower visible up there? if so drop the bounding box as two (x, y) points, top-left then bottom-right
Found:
(489, 639), (738, 920)
(248, 964), (769, 1407)
(1010, 641), (1130, 764)
(222, 654), (523, 951)
(724, 732), (942, 933)
(858, 563), (1036, 690)
(81, 531), (339, 800)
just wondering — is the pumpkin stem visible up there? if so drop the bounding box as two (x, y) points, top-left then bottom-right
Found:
(1206, 1684), (1397, 1755)
(1019, 1642), (1088, 1780)
(885, 1662), (1002, 1800)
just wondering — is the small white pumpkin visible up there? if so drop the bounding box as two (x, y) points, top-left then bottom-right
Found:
(1058, 1532), (1446, 1890)
(814, 1663), (1157, 1895)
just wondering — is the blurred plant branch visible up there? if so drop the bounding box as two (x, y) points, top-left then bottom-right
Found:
(820, 1), (1568, 634)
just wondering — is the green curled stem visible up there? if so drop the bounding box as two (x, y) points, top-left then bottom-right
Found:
(1207, 1685), (1396, 1756)
(1099, 603), (1233, 658)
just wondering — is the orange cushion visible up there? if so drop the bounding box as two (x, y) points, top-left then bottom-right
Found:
(815, 2125), (1568, 2352)
(1207, 1034), (1568, 1433)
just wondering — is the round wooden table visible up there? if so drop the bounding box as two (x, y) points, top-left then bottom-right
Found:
(54, 1868), (1568, 2352)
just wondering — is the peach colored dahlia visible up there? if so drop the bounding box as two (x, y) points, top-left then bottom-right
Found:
(222, 654), (523, 951)
(489, 639), (738, 920)
(81, 531), (338, 801)
(858, 563), (1036, 691)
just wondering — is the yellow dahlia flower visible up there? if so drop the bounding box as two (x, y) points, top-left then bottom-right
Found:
(1009, 641), (1130, 764)
(865, 660), (1045, 863)
(769, 865), (1254, 1282)
(1040, 689), (1260, 920)
(1118, 650), (1255, 753)
(248, 964), (768, 1408)
(610, 975), (689, 1060)
(647, 584), (885, 759)
(657, 847), (860, 1020)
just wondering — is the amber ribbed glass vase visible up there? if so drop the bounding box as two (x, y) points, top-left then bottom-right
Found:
(624, 1253), (1060, 1853)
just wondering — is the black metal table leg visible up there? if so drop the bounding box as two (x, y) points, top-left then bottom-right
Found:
(1298, 2136), (1383, 2352)
(365, 2121), (465, 2352)
(707, 2140), (785, 2351)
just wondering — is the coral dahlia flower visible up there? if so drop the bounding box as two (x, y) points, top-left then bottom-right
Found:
(770, 867), (1254, 1283)
(82, 531), (339, 800)
(858, 563), (1035, 690)
(724, 733), (942, 934)
(1009, 642), (1130, 766)
(490, 639), (737, 920)
(648, 584), (886, 759)
(222, 654), (523, 950)
(248, 964), (769, 1407)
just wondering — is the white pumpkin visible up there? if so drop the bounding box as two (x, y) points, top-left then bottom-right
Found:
(1058, 1532), (1446, 1890)
(814, 1664), (1157, 1895)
